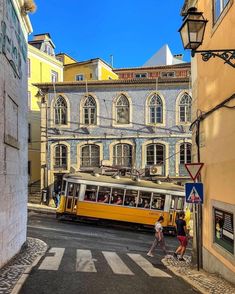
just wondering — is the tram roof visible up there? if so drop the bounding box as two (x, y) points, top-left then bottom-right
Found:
(64, 173), (184, 193)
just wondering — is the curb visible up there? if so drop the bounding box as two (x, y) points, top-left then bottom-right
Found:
(27, 206), (56, 215)
(162, 263), (205, 294)
(10, 242), (48, 294)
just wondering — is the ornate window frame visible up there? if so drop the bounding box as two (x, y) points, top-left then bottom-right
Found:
(175, 139), (192, 176)
(50, 141), (71, 173)
(109, 140), (135, 168)
(77, 142), (103, 169)
(145, 91), (166, 126)
(112, 93), (133, 127)
(80, 93), (100, 127)
(50, 94), (70, 128)
(141, 140), (169, 174)
(175, 91), (192, 126)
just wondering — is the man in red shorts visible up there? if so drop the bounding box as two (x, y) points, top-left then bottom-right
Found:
(173, 211), (188, 261)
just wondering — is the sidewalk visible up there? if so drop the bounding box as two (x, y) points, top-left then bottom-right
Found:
(162, 255), (235, 294)
(0, 238), (47, 294)
(27, 202), (56, 214)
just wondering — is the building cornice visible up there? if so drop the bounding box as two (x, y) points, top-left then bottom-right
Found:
(34, 77), (190, 90)
(114, 62), (191, 72)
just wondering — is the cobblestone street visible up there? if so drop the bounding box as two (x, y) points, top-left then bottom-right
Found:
(0, 238), (47, 294)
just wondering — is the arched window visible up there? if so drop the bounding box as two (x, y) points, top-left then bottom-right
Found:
(146, 144), (165, 165)
(54, 96), (67, 125)
(54, 144), (67, 169)
(180, 143), (192, 164)
(116, 95), (129, 124)
(149, 94), (163, 124)
(83, 95), (97, 125)
(179, 93), (192, 123)
(113, 144), (132, 167)
(81, 145), (100, 167)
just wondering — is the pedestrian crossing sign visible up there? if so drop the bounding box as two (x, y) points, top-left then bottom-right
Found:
(185, 183), (204, 204)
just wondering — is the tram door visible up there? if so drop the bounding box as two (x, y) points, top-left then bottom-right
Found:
(65, 183), (79, 214)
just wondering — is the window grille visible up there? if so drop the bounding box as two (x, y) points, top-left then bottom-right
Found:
(116, 95), (129, 124)
(149, 94), (163, 124)
(54, 96), (67, 125)
(83, 96), (97, 125)
(113, 144), (132, 167)
(81, 145), (100, 167)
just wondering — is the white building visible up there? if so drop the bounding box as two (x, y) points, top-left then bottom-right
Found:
(0, 0), (32, 268)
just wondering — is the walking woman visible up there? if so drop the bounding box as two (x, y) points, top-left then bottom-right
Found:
(147, 216), (167, 257)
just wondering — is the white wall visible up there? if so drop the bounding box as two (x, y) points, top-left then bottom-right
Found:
(0, 0), (30, 268)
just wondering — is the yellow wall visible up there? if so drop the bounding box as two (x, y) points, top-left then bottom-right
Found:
(64, 59), (118, 81)
(56, 53), (77, 65)
(28, 44), (63, 184)
(193, 0), (235, 276)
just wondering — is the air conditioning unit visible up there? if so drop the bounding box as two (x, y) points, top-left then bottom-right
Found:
(101, 160), (112, 167)
(149, 165), (163, 176)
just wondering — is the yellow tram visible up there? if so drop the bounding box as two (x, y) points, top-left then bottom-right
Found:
(57, 172), (185, 233)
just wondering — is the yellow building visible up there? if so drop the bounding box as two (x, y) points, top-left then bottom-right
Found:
(182, 0), (235, 284)
(56, 53), (118, 81)
(28, 33), (63, 197)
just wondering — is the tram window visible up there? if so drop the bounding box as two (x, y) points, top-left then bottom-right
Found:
(151, 194), (165, 210)
(170, 197), (175, 209)
(176, 197), (184, 210)
(124, 190), (138, 207)
(111, 188), (124, 205)
(138, 191), (151, 209)
(97, 186), (111, 203)
(75, 184), (80, 198)
(67, 183), (74, 196)
(84, 185), (97, 202)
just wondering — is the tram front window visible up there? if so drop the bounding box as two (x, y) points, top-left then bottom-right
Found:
(125, 190), (138, 207)
(97, 186), (111, 203)
(151, 193), (165, 210)
(138, 191), (151, 209)
(111, 188), (124, 205)
(85, 185), (97, 202)
(68, 183), (74, 196)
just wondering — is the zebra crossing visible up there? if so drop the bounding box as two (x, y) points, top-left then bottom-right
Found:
(38, 247), (171, 278)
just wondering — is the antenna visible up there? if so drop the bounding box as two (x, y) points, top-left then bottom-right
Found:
(110, 55), (113, 67)
(85, 79), (88, 97)
(155, 77), (158, 93)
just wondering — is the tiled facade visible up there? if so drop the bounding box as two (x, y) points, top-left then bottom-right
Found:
(37, 77), (192, 195)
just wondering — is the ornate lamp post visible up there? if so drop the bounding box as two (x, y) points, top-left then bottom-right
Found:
(179, 7), (235, 68)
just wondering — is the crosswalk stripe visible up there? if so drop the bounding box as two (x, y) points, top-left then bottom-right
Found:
(39, 247), (65, 271)
(102, 251), (134, 275)
(76, 250), (97, 272)
(127, 254), (171, 278)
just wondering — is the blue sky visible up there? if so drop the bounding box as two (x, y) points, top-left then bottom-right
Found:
(29, 0), (190, 68)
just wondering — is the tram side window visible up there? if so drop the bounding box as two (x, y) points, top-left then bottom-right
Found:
(111, 188), (124, 205)
(97, 186), (111, 203)
(125, 190), (138, 207)
(176, 197), (184, 210)
(151, 193), (165, 210)
(138, 191), (151, 209)
(170, 196), (184, 210)
(84, 185), (97, 202)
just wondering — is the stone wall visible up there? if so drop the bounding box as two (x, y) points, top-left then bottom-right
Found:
(0, 0), (29, 268)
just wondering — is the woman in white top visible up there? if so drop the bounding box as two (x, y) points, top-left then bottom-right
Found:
(147, 216), (167, 257)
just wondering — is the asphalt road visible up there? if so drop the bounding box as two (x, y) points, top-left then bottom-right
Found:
(21, 212), (198, 294)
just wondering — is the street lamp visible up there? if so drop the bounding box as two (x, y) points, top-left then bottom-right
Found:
(179, 7), (235, 68)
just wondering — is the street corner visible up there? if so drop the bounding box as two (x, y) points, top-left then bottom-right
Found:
(161, 255), (235, 294)
(0, 237), (48, 294)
